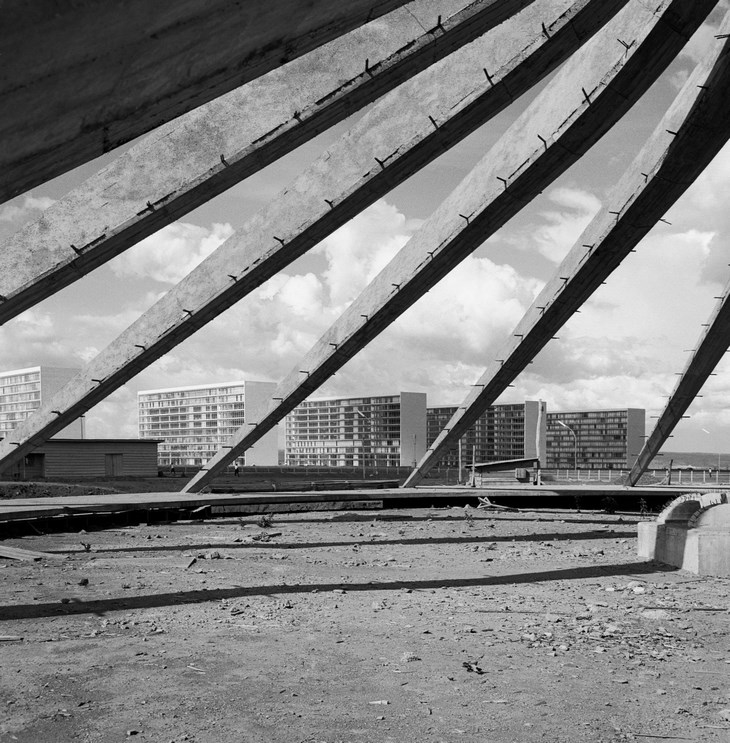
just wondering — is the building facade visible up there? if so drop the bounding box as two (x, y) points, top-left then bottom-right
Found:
(545, 408), (645, 469)
(0, 366), (85, 440)
(5, 439), (161, 479)
(284, 392), (427, 468)
(427, 401), (547, 468)
(138, 380), (278, 467)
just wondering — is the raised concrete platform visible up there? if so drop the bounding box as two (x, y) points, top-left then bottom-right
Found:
(638, 492), (730, 577)
(0, 483), (710, 527)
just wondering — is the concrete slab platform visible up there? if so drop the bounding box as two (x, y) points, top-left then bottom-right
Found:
(0, 483), (708, 527)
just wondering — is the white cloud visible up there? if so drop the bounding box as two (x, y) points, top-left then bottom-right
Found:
(496, 186), (602, 264)
(314, 200), (421, 306)
(109, 221), (234, 283)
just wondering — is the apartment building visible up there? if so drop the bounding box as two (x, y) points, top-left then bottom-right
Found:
(427, 401), (546, 468)
(284, 392), (427, 468)
(138, 380), (278, 467)
(545, 408), (645, 469)
(0, 365), (85, 440)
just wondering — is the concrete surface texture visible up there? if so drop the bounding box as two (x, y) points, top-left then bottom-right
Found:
(0, 0), (411, 201)
(0, 0), (619, 475)
(637, 492), (730, 576)
(183, 0), (716, 493)
(2, 0), (513, 322)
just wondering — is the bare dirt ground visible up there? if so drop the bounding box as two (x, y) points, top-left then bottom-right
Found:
(1, 507), (729, 743)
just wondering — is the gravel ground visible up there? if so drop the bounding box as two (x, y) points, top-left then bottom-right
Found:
(1, 507), (729, 743)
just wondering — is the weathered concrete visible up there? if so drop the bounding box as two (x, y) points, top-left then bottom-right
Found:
(0, 0), (542, 323)
(628, 277), (730, 485)
(182, 0), (717, 494)
(0, 0), (621, 473)
(405, 8), (730, 487)
(638, 492), (730, 576)
(0, 0), (412, 202)
(0, 483), (704, 526)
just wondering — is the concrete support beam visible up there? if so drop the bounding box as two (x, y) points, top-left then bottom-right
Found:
(0, 0), (619, 474)
(638, 493), (730, 576)
(628, 278), (730, 485)
(0, 0), (412, 202)
(0, 0), (542, 324)
(406, 17), (730, 487)
(182, 0), (715, 494)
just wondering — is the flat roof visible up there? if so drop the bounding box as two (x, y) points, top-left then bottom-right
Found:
(138, 381), (251, 395)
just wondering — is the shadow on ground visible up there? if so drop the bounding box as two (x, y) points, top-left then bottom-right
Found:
(72, 529), (637, 555)
(0, 560), (674, 621)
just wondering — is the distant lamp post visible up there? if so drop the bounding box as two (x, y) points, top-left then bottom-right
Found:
(702, 428), (721, 483)
(557, 420), (578, 472)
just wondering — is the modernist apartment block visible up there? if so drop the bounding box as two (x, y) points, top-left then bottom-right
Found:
(427, 401), (547, 468)
(284, 392), (427, 468)
(545, 409), (645, 470)
(0, 366), (84, 440)
(138, 380), (278, 467)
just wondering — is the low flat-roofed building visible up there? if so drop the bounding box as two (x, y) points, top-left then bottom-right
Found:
(0, 365), (85, 440)
(427, 401), (547, 469)
(545, 408), (645, 470)
(285, 392), (427, 468)
(0, 438), (160, 479)
(138, 380), (278, 467)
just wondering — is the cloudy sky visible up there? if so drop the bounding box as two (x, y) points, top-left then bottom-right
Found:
(2, 2), (730, 455)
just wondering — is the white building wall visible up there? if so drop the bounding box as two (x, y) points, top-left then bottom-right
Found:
(241, 380), (278, 466)
(626, 408), (646, 468)
(524, 400), (547, 463)
(0, 366), (84, 440)
(138, 380), (278, 467)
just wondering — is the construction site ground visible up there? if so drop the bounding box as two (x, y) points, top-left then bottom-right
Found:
(1, 507), (729, 743)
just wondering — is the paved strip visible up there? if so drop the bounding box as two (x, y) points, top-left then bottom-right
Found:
(0, 485), (691, 524)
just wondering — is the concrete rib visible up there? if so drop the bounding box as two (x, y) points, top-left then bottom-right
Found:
(0, 0), (620, 474)
(0, 0), (411, 202)
(0, 0), (548, 324)
(182, 0), (717, 493)
(406, 14), (730, 487)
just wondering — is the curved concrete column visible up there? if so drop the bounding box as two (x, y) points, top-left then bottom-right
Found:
(0, 0), (542, 323)
(406, 16), (730, 487)
(182, 0), (716, 493)
(0, 0), (617, 474)
(638, 492), (730, 575)
(0, 0), (411, 202)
